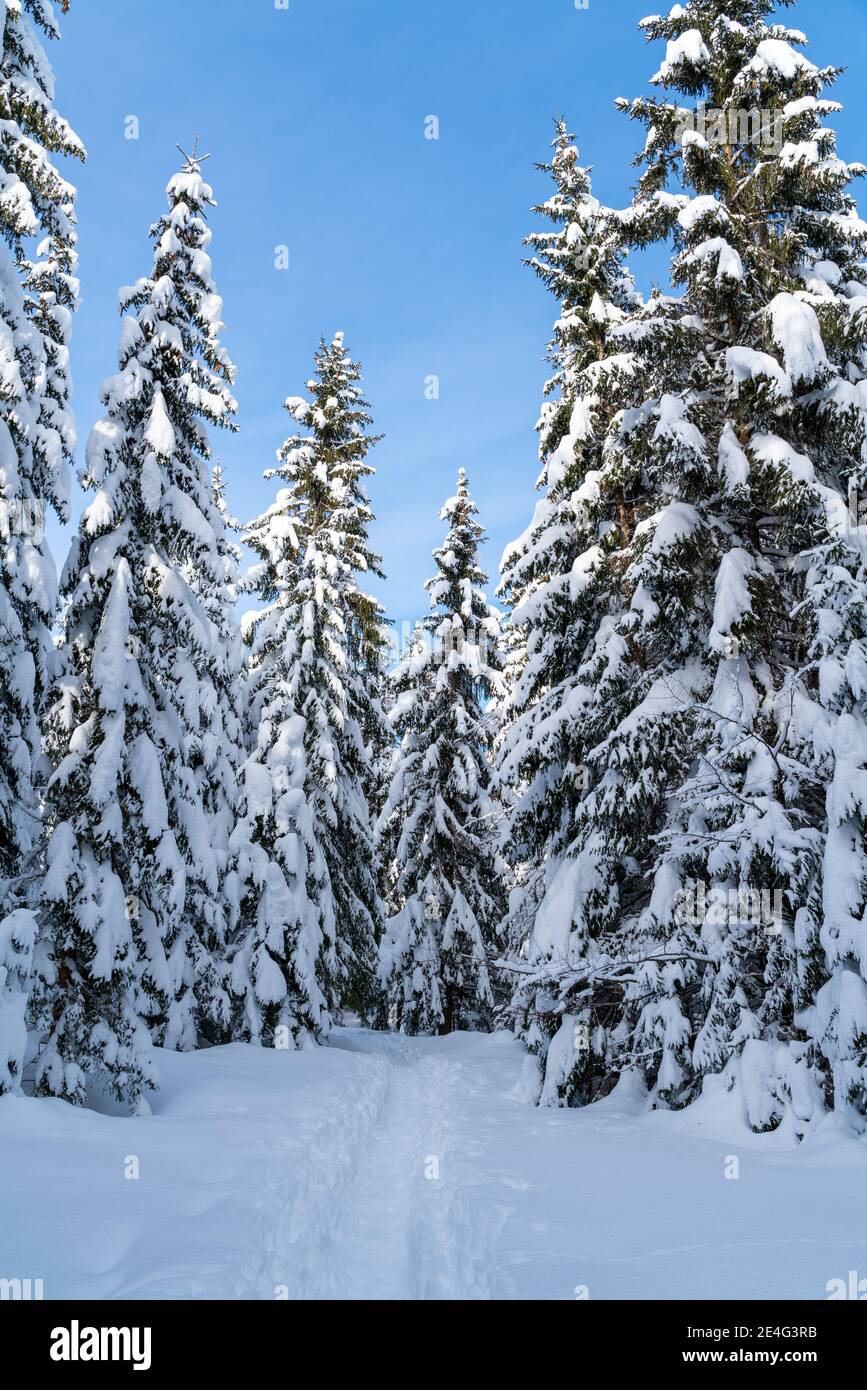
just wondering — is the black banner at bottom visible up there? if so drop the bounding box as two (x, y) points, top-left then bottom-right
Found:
(1, 1297), (858, 1374)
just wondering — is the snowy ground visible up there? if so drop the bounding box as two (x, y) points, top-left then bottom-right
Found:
(2, 1028), (866, 1300)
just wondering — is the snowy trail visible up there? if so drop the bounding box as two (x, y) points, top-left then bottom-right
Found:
(239, 1029), (867, 1301)
(315, 1037), (460, 1299)
(241, 1031), (498, 1300)
(4, 1028), (867, 1300)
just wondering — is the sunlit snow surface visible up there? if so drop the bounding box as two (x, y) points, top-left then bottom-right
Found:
(1, 1029), (865, 1300)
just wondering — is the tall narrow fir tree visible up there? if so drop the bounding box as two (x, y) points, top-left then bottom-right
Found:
(379, 471), (504, 1034)
(32, 146), (238, 1110)
(0, 0), (83, 1095)
(229, 333), (386, 1044)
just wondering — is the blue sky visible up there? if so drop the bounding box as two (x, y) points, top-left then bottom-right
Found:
(50, 0), (867, 638)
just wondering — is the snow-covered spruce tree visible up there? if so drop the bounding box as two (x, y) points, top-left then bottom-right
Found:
(187, 459), (247, 1043)
(229, 333), (386, 1045)
(520, 0), (867, 1129)
(378, 471), (504, 1034)
(0, 1), (82, 904)
(31, 146), (238, 1110)
(0, 0), (83, 1098)
(495, 123), (642, 1101)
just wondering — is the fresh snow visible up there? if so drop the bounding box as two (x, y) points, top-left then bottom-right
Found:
(6, 0), (867, 1311)
(767, 293), (829, 385)
(2, 1029), (866, 1301)
(726, 346), (792, 399)
(752, 38), (818, 82)
(652, 29), (711, 84)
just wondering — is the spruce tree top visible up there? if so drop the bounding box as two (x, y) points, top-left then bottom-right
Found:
(617, 0), (866, 291)
(240, 332), (387, 1022)
(79, 141), (238, 594)
(378, 467), (503, 948)
(259, 332), (388, 675)
(426, 469), (499, 670)
(521, 121), (639, 499)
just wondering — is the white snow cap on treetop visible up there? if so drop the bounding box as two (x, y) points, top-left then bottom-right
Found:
(332, 331), (345, 348)
(166, 169), (213, 207)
